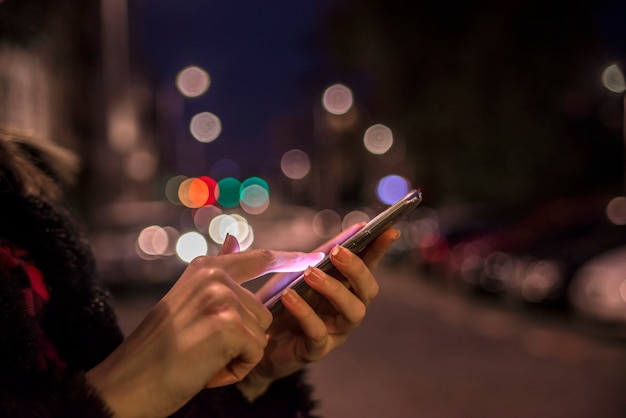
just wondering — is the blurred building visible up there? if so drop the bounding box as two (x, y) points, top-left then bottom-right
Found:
(0, 0), (100, 159)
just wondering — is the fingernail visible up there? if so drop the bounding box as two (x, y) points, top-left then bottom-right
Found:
(330, 245), (348, 263)
(392, 229), (401, 240)
(304, 266), (324, 283)
(282, 288), (298, 305)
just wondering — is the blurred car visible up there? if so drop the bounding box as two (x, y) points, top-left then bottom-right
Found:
(415, 195), (626, 315)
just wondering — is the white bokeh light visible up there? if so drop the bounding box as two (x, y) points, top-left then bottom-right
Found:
(601, 64), (626, 94)
(322, 83), (354, 115)
(207, 213), (254, 249)
(281, 149), (311, 180)
(137, 225), (169, 256)
(364, 123), (393, 154)
(190, 112), (222, 143)
(176, 231), (208, 263)
(176, 65), (211, 97)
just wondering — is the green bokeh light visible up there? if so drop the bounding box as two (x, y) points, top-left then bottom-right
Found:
(217, 177), (242, 208)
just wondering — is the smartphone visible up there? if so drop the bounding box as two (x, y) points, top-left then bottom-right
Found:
(262, 188), (423, 314)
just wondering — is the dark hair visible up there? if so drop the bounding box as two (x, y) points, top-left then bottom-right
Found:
(0, 126), (78, 200)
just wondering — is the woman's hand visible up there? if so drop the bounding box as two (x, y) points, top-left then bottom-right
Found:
(86, 245), (323, 418)
(239, 227), (400, 400)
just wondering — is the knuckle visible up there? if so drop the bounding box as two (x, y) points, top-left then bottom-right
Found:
(369, 280), (380, 301)
(307, 329), (328, 346)
(199, 283), (235, 312)
(215, 307), (243, 327)
(352, 302), (367, 323)
(188, 256), (227, 279)
(188, 255), (209, 270)
(195, 263), (231, 286)
(250, 248), (275, 264)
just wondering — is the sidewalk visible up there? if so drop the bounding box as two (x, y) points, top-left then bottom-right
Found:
(308, 262), (626, 418)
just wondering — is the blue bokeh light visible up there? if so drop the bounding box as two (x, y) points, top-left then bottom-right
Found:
(376, 175), (410, 204)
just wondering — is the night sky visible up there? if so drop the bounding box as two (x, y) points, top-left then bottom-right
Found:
(128, 0), (336, 177)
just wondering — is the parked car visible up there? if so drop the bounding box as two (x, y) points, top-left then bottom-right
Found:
(415, 195), (626, 315)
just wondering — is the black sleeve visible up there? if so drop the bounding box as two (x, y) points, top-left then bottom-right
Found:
(0, 371), (114, 418)
(170, 370), (319, 418)
(0, 263), (114, 418)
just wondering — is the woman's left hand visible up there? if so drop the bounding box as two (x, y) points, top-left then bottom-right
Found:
(225, 228), (400, 400)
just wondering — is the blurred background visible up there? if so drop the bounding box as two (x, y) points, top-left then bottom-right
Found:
(2, 0), (626, 416)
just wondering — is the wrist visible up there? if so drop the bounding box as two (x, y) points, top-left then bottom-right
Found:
(236, 374), (272, 402)
(85, 346), (167, 418)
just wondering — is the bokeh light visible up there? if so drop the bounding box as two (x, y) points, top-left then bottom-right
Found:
(217, 177), (242, 208)
(570, 247), (626, 322)
(193, 205), (223, 232)
(208, 213), (253, 248)
(520, 260), (563, 303)
(178, 177), (209, 208)
(376, 175), (411, 204)
(199, 175), (219, 206)
(190, 111), (222, 143)
(342, 210), (371, 230)
(240, 177), (270, 214)
(165, 175), (188, 205)
(281, 149), (311, 180)
(241, 176), (269, 195)
(176, 231), (208, 263)
(241, 195), (270, 215)
(230, 214), (252, 244)
(364, 123), (393, 155)
(137, 225), (169, 256)
(240, 177), (269, 203)
(607, 196), (626, 225)
(176, 65), (211, 97)
(601, 64), (626, 94)
(322, 83), (354, 115)
(208, 214), (238, 244)
(312, 209), (342, 238)
(238, 226), (255, 251)
(137, 226), (179, 259)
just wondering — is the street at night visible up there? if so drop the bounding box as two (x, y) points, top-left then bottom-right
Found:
(111, 258), (626, 418)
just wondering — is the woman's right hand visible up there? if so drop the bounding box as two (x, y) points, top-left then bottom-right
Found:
(86, 248), (323, 418)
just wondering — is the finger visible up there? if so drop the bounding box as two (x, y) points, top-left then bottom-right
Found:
(280, 288), (330, 357)
(303, 266), (367, 327)
(329, 245), (379, 306)
(210, 249), (325, 284)
(180, 263), (272, 330)
(218, 233), (241, 255)
(229, 280), (273, 330)
(358, 228), (400, 269)
(206, 325), (267, 387)
(262, 250), (326, 273)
